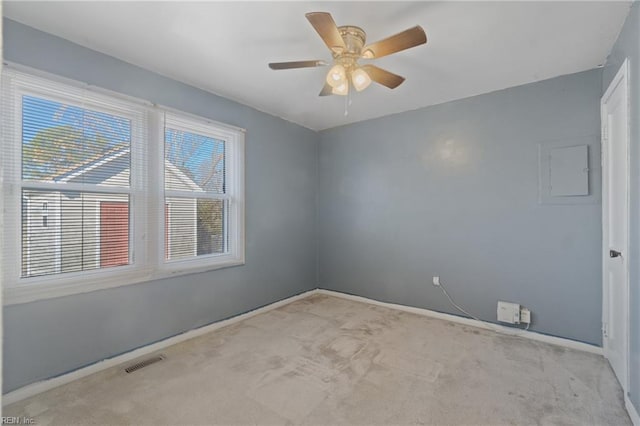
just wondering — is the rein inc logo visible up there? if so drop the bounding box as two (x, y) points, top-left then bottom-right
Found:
(1, 418), (35, 425)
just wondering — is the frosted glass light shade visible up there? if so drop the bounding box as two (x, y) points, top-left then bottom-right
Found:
(326, 64), (347, 88)
(332, 82), (349, 96)
(351, 68), (371, 92)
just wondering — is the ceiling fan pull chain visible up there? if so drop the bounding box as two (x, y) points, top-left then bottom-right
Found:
(344, 93), (349, 116)
(344, 82), (352, 116)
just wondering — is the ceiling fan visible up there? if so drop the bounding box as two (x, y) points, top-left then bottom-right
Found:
(268, 12), (427, 97)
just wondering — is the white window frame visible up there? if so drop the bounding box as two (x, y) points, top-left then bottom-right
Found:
(1, 66), (245, 305)
(157, 111), (245, 275)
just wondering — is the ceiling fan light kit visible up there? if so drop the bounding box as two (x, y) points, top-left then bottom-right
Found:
(268, 12), (427, 99)
(333, 82), (349, 96)
(327, 64), (347, 88)
(351, 67), (372, 92)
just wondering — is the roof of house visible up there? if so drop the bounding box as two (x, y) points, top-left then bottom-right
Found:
(53, 144), (129, 183)
(49, 145), (203, 191)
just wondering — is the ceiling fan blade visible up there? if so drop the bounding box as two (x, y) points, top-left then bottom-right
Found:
(361, 65), (405, 89)
(362, 26), (427, 59)
(319, 83), (334, 96)
(269, 60), (327, 70)
(305, 12), (346, 54)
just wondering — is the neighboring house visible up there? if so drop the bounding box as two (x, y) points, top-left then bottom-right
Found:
(22, 147), (216, 277)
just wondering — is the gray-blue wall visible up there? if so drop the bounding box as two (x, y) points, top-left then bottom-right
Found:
(2, 16), (616, 399)
(603, 1), (640, 415)
(2, 19), (319, 393)
(318, 69), (604, 346)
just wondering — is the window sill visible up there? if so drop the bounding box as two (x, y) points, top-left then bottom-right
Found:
(3, 258), (245, 306)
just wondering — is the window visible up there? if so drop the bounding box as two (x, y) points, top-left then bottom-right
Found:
(19, 95), (137, 278)
(162, 113), (244, 271)
(2, 69), (245, 304)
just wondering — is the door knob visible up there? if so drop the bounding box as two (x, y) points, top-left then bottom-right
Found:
(610, 249), (622, 258)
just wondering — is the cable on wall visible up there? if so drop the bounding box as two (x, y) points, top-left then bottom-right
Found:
(435, 278), (531, 334)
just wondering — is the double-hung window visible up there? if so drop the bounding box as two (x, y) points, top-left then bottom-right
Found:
(1, 68), (245, 304)
(162, 112), (244, 271)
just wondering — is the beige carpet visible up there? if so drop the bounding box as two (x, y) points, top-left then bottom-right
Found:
(4, 294), (631, 425)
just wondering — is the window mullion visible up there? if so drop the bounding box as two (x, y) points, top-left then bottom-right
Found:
(130, 108), (148, 271)
(146, 110), (164, 273)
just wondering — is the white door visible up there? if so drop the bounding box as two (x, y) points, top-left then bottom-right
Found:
(601, 59), (630, 390)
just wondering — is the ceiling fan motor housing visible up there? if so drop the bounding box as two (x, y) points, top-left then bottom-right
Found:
(336, 26), (367, 67)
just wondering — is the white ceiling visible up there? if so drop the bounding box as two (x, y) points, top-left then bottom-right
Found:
(4, 1), (632, 131)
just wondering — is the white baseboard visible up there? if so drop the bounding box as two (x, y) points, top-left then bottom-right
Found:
(627, 394), (640, 426)
(2, 289), (318, 406)
(316, 289), (603, 355)
(2, 287), (605, 407)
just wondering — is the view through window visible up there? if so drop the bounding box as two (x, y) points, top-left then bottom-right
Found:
(21, 95), (132, 277)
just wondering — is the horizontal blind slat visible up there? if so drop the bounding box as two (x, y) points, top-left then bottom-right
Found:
(164, 117), (230, 262)
(3, 69), (146, 282)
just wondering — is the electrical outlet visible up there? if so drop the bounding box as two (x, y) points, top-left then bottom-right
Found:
(520, 308), (531, 324)
(432, 276), (440, 286)
(497, 301), (521, 324)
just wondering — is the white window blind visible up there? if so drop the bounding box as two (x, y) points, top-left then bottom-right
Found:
(164, 114), (231, 263)
(2, 70), (147, 285)
(2, 68), (244, 304)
